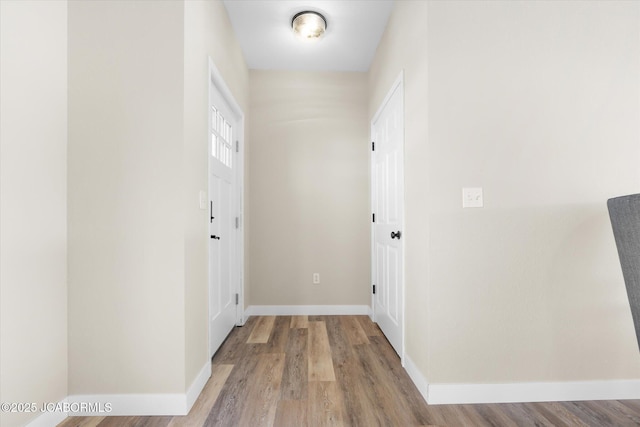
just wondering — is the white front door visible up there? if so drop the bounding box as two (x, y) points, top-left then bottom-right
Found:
(371, 74), (405, 360)
(209, 83), (238, 358)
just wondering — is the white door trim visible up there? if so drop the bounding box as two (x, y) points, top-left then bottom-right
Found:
(208, 57), (245, 333)
(370, 70), (405, 365)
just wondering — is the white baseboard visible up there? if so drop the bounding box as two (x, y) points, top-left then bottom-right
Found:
(25, 361), (211, 421)
(427, 379), (640, 404)
(66, 360), (212, 416)
(25, 398), (69, 427)
(403, 354), (430, 403)
(245, 305), (370, 316)
(186, 360), (212, 413)
(403, 353), (640, 405)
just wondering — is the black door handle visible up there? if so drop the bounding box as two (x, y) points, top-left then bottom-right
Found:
(210, 201), (215, 223)
(391, 231), (402, 240)
(211, 235), (220, 240)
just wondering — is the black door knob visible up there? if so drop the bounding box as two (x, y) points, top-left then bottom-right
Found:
(391, 231), (402, 240)
(211, 235), (220, 240)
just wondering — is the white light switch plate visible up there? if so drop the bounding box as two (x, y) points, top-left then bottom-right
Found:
(199, 190), (207, 210)
(462, 187), (483, 208)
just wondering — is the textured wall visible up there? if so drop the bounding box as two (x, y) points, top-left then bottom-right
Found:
(370, 0), (640, 385)
(68, 0), (186, 394)
(0, 1), (69, 425)
(248, 70), (370, 307)
(368, 0), (431, 378)
(183, 0), (249, 389)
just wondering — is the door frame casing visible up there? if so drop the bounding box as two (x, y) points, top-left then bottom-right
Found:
(208, 57), (246, 341)
(370, 70), (406, 365)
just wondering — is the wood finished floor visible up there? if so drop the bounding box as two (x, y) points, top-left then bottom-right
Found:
(59, 315), (640, 427)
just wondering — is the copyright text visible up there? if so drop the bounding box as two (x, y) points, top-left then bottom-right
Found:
(1, 402), (112, 413)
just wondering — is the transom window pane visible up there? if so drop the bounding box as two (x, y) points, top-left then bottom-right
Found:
(210, 106), (233, 168)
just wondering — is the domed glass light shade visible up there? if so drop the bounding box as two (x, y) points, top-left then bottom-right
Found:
(291, 11), (327, 41)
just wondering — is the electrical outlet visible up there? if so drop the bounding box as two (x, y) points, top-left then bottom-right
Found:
(462, 187), (483, 208)
(313, 273), (320, 284)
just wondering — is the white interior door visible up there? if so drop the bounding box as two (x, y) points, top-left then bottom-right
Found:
(209, 82), (238, 358)
(372, 75), (405, 361)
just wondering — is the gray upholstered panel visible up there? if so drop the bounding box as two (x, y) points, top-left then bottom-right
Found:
(608, 194), (640, 352)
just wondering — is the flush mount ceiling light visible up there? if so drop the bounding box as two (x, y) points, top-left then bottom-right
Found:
(291, 11), (327, 41)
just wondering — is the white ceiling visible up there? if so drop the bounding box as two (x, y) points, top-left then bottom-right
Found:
(222, 0), (394, 72)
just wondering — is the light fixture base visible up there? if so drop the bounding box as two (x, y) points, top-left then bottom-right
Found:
(291, 11), (327, 41)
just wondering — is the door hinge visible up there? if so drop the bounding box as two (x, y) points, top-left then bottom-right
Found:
(372, 141), (375, 151)
(236, 140), (239, 153)
(235, 216), (240, 229)
(372, 213), (375, 223)
(235, 293), (239, 305)
(373, 284), (376, 295)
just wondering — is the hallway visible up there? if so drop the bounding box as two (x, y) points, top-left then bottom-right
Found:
(59, 316), (640, 426)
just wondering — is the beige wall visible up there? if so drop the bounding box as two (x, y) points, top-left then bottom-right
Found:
(370, 0), (640, 385)
(4, 0), (638, 418)
(183, 0), (249, 388)
(248, 70), (369, 306)
(369, 0), (431, 379)
(68, 1), (186, 394)
(68, 0), (249, 397)
(0, 1), (69, 426)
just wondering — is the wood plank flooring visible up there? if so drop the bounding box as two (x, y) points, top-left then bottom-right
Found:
(59, 315), (640, 427)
